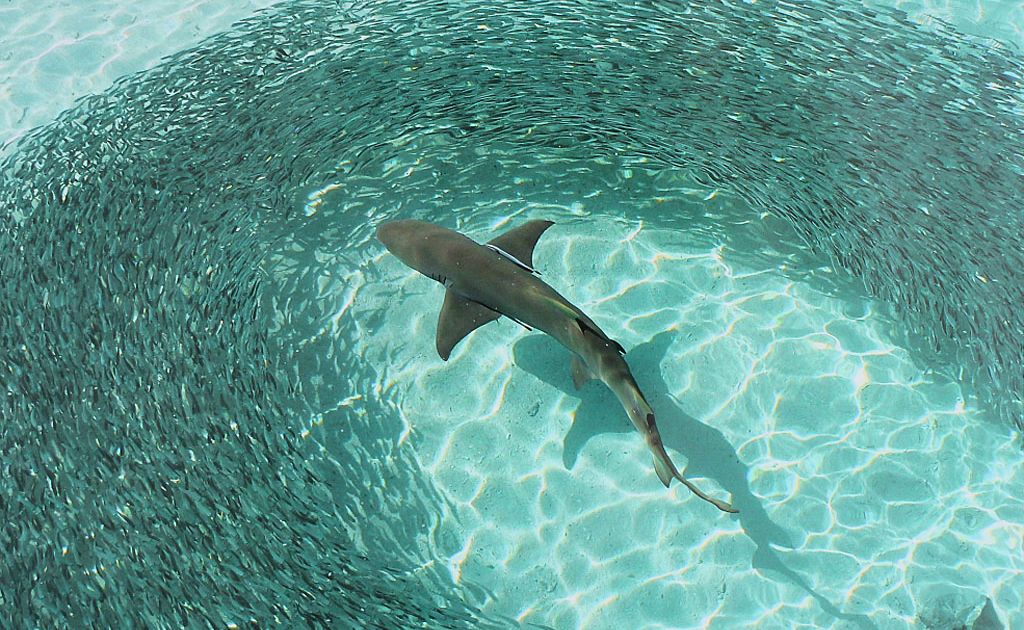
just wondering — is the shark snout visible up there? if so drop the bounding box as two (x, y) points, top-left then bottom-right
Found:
(375, 220), (412, 251)
(376, 220), (433, 266)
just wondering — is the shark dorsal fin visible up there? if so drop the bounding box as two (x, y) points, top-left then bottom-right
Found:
(574, 318), (627, 355)
(436, 290), (501, 361)
(487, 220), (555, 270)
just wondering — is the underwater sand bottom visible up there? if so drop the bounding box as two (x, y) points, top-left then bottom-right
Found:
(343, 222), (1023, 629)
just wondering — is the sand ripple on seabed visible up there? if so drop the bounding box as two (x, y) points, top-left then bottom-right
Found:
(336, 222), (1024, 629)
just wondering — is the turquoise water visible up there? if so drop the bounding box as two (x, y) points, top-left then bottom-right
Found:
(2, 1), (1024, 628)
(0, 0), (281, 155)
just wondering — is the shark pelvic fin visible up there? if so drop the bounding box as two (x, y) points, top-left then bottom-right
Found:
(436, 290), (501, 361)
(653, 436), (738, 513)
(570, 355), (593, 390)
(487, 220), (555, 270)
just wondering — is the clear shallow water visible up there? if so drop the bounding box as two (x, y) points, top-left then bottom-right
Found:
(357, 218), (1022, 628)
(2, 0), (1024, 628)
(867, 0), (1024, 50)
(0, 0), (281, 155)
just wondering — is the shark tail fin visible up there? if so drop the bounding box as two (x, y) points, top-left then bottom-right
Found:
(653, 454), (674, 487)
(676, 476), (739, 514)
(673, 469), (739, 514)
(652, 431), (739, 513)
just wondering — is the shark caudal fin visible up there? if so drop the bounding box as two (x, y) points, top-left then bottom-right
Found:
(650, 415), (738, 514)
(653, 452), (674, 487)
(677, 476), (738, 514)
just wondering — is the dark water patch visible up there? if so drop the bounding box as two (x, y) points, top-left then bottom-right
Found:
(2, 0), (1022, 626)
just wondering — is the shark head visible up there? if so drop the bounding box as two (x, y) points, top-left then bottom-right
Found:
(376, 219), (427, 264)
(376, 219), (452, 282)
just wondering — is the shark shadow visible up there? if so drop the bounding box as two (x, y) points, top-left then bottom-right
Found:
(512, 330), (875, 629)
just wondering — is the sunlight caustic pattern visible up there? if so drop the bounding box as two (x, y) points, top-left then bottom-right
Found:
(341, 221), (1024, 629)
(4, 0), (1024, 626)
(0, 0), (280, 154)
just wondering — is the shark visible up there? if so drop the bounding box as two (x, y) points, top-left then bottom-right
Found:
(376, 219), (736, 513)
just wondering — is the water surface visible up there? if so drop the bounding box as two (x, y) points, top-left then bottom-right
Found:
(2, 0), (1023, 627)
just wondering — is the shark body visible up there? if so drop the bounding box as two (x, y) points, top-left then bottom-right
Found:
(376, 219), (735, 513)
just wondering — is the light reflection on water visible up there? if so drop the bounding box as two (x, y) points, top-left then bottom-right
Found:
(2, 0), (1023, 627)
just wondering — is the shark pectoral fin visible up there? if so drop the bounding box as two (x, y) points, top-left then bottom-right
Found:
(487, 220), (555, 269)
(436, 290), (501, 361)
(653, 454), (674, 487)
(570, 355), (594, 390)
